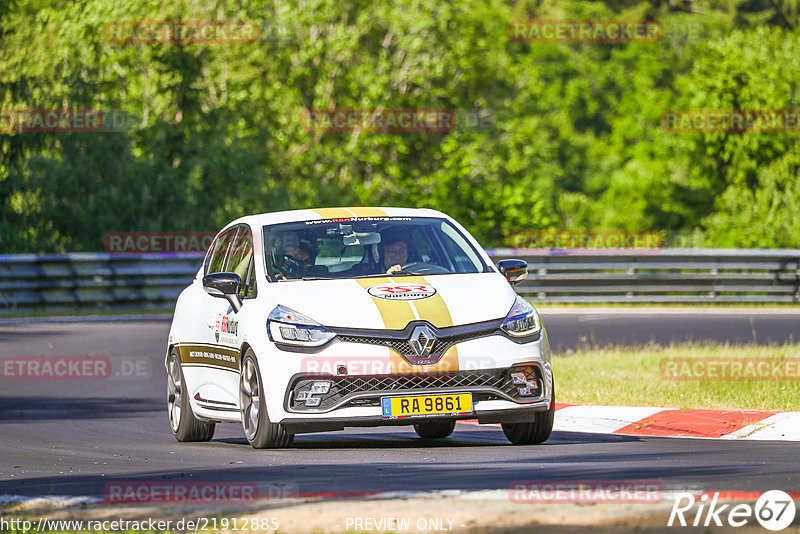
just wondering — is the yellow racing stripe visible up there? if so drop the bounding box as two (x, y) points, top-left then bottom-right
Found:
(423, 346), (459, 373)
(356, 278), (415, 329)
(356, 276), (458, 374)
(357, 277), (416, 373)
(312, 207), (387, 219)
(407, 276), (458, 372)
(401, 276), (454, 328)
(312, 207), (354, 219)
(346, 207), (387, 217)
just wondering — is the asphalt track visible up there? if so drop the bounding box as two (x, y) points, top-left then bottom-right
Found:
(1, 310), (799, 502)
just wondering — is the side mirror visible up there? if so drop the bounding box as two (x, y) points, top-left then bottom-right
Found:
(497, 259), (528, 286)
(203, 272), (243, 313)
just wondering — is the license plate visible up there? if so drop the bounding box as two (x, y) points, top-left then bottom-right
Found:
(381, 393), (473, 418)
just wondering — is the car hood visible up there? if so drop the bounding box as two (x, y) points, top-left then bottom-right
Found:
(263, 273), (516, 329)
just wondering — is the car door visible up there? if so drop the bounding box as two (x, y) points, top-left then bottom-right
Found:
(181, 226), (244, 411)
(204, 225), (260, 404)
(207, 225), (256, 350)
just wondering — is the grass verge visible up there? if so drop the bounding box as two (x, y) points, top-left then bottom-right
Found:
(534, 302), (800, 309)
(555, 342), (800, 411)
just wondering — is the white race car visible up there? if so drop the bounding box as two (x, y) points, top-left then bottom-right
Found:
(165, 207), (554, 448)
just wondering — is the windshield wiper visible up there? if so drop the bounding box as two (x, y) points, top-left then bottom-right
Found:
(354, 271), (422, 278)
(301, 276), (335, 280)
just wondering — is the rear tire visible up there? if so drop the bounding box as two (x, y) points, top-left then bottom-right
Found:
(240, 349), (293, 449)
(502, 383), (555, 445)
(167, 349), (215, 442)
(414, 420), (456, 439)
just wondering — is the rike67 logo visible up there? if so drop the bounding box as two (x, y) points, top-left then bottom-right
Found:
(669, 490), (796, 530)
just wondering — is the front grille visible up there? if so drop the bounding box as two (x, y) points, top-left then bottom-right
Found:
(287, 366), (543, 412)
(334, 370), (505, 395)
(337, 328), (493, 361)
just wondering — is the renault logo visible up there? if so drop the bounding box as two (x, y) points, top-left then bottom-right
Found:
(409, 325), (436, 356)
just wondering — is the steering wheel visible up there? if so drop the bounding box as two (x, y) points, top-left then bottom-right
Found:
(398, 262), (451, 274)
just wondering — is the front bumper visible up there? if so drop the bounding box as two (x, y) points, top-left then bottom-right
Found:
(279, 362), (552, 434)
(285, 363), (547, 413)
(261, 324), (553, 426)
(281, 402), (551, 434)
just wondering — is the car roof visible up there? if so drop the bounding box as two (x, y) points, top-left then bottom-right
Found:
(227, 207), (451, 228)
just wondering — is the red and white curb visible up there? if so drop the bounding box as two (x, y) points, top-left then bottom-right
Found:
(484, 404), (800, 440)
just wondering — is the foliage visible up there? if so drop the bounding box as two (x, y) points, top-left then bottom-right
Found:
(1, 0), (799, 252)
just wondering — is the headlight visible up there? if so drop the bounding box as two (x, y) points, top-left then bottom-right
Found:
(267, 305), (336, 347)
(501, 295), (542, 337)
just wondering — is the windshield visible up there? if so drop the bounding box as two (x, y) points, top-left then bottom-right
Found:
(263, 217), (489, 281)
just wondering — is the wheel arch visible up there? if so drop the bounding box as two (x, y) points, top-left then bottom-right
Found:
(239, 342), (254, 371)
(165, 343), (177, 369)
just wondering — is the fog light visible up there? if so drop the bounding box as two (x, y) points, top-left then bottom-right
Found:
(305, 397), (321, 407)
(518, 387), (531, 396)
(295, 390), (310, 401)
(511, 372), (526, 385)
(311, 381), (330, 394)
(526, 379), (539, 391)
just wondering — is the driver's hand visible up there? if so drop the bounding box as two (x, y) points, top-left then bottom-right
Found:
(386, 264), (402, 275)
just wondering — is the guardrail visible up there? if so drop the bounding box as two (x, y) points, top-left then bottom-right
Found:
(0, 253), (203, 315)
(488, 248), (800, 303)
(1, 249), (799, 315)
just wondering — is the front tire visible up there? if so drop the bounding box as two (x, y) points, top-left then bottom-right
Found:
(240, 349), (293, 449)
(167, 349), (215, 442)
(414, 420), (456, 439)
(502, 383), (555, 445)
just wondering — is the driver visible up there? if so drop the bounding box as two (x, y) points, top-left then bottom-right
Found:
(382, 236), (409, 275)
(272, 231), (318, 280)
(379, 228), (422, 275)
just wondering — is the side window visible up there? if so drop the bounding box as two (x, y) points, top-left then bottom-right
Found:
(410, 229), (432, 263)
(228, 227), (256, 298)
(205, 228), (239, 275)
(439, 222), (483, 273)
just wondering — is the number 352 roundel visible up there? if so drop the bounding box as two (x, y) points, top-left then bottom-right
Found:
(367, 283), (437, 301)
